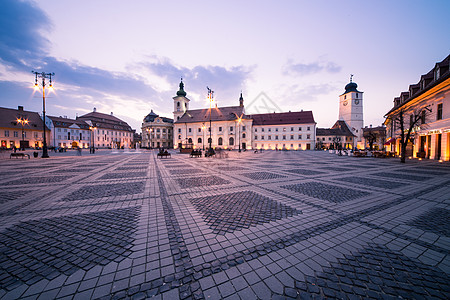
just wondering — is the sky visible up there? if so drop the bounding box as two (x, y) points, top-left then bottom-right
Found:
(1, 0), (449, 133)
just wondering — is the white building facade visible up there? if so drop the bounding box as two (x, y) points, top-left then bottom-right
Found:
(46, 116), (91, 148)
(141, 110), (173, 148)
(384, 54), (450, 161)
(250, 111), (316, 150)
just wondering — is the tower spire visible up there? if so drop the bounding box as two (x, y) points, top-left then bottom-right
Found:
(239, 91), (244, 107)
(350, 74), (354, 83)
(176, 78), (187, 97)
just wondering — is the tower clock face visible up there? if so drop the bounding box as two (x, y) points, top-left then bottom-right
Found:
(343, 100), (348, 106)
(355, 99), (360, 105)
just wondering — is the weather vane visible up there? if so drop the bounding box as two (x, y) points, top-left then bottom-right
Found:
(350, 74), (354, 82)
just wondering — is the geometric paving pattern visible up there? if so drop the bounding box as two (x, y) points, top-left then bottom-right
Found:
(0, 190), (32, 204)
(241, 172), (287, 180)
(283, 169), (326, 176)
(409, 208), (450, 237)
(337, 176), (407, 189)
(99, 172), (147, 179)
(0, 207), (140, 290)
(282, 182), (370, 203)
(175, 176), (230, 189)
(168, 168), (205, 175)
(371, 172), (432, 182)
(62, 182), (145, 201)
(3, 176), (73, 185)
(190, 191), (299, 234)
(217, 166), (249, 171)
(286, 245), (450, 299)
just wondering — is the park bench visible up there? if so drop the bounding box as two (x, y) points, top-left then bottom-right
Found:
(157, 151), (171, 158)
(190, 150), (202, 158)
(10, 153), (30, 159)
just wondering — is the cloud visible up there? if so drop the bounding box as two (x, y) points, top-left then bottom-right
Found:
(0, 0), (254, 132)
(277, 83), (338, 103)
(141, 58), (255, 103)
(283, 59), (342, 76)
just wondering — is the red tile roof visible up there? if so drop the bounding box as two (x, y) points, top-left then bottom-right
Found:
(248, 111), (315, 126)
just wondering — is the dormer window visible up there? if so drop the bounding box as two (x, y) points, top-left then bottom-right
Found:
(355, 93), (358, 98)
(435, 68), (440, 80)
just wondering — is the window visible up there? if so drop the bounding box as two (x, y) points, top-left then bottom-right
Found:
(290, 135), (294, 140)
(275, 135), (279, 140)
(344, 95), (347, 99)
(262, 128), (265, 132)
(218, 137), (223, 145)
(255, 128), (258, 132)
(307, 127), (310, 131)
(188, 138), (192, 144)
(356, 93), (358, 98)
(58, 135), (61, 139)
(242, 133), (246, 138)
(298, 134), (302, 139)
(242, 126), (246, 131)
(261, 136), (265, 140)
(64, 128), (67, 132)
(198, 128), (201, 133)
(437, 103), (443, 120)
(178, 128), (181, 133)
(178, 135), (181, 139)
(198, 138), (202, 143)
(307, 134), (311, 139)
(4, 131), (9, 137)
(329, 137), (331, 141)
(283, 128), (286, 132)
(282, 135), (286, 140)
(33, 132), (37, 138)
(291, 127), (294, 131)
(57, 128), (61, 132)
(229, 137), (234, 145)
(188, 128), (191, 133)
(268, 128), (271, 132)
(421, 110), (426, 124)
(163, 129), (166, 133)
(322, 138), (325, 141)
(298, 127), (302, 131)
(68, 132), (71, 140)
(230, 127), (233, 132)
(255, 135), (258, 140)
(268, 136), (271, 140)
(219, 127), (222, 132)
(275, 128), (278, 132)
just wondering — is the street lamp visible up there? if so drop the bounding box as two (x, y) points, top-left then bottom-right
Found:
(16, 115), (29, 150)
(32, 70), (54, 158)
(206, 87), (214, 156)
(237, 116), (242, 152)
(89, 126), (96, 153)
(202, 123), (206, 151)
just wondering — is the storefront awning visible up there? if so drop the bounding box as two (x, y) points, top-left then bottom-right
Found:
(384, 137), (396, 145)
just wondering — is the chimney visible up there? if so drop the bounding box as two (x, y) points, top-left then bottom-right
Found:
(93, 107), (97, 112)
(111, 112), (113, 116)
(18, 106), (23, 111)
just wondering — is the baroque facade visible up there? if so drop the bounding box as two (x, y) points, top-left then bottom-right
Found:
(384, 54), (450, 161)
(141, 110), (173, 149)
(172, 80), (316, 151)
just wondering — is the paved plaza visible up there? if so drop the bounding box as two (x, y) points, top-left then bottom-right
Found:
(0, 149), (449, 299)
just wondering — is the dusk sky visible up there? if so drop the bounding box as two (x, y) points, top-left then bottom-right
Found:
(1, 0), (449, 132)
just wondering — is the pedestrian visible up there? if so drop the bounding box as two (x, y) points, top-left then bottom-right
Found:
(13, 146), (16, 153)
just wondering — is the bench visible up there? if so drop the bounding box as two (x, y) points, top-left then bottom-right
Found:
(157, 152), (171, 158)
(190, 150), (202, 158)
(10, 153), (30, 159)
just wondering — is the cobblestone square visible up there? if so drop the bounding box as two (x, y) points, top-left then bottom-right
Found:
(0, 149), (448, 299)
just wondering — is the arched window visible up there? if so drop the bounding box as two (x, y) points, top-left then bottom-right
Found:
(188, 138), (193, 144)
(177, 116), (180, 120)
(177, 102), (180, 107)
(178, 135), (181, 140)
(229, 137), (234, 145)
(208, 137), (212, 143)
(198, 138), (202, 143)
(242, 133), (246, 139)
(218, 137), (223, 145)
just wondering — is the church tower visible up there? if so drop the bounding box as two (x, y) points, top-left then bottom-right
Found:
(173, 79), (190, 121)
(338, 75), (364, 147)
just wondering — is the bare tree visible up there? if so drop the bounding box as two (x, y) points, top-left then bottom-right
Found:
(388, 106), (431, 163)
(364, 131), (377, 151)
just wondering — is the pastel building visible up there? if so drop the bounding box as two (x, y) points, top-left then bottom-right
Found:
(46, 116), (91, 148)
(141, 110), (173, 149)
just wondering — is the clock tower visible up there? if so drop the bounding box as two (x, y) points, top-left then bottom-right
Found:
(339, 75), (364, 148)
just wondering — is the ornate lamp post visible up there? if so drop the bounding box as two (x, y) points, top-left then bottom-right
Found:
(237, 116), (242, 152)
(89, 126), (96, 153)
(202, 123), (206, 151)
(16, 115), (29, 150)
(206, 87), (214, 156)
(32, 71), (54, 158)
